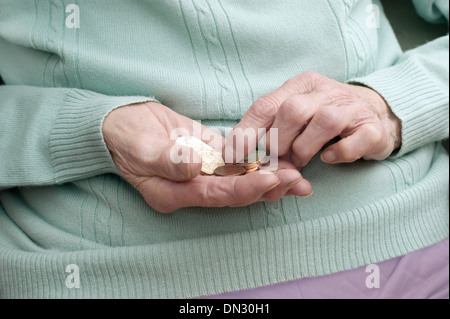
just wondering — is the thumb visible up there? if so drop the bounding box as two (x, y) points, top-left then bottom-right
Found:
(149, 143), (202, 182)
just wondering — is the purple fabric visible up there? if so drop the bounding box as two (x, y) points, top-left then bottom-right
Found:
(201, 237), (449, 299)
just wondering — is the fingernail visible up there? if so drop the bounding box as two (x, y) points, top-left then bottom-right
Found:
(265, 180), (281, 192)
(321, 151), (336, 163)
(286, 176), (303, 188)
(302, 189), (313, 197)
(291, 178), (313, 197)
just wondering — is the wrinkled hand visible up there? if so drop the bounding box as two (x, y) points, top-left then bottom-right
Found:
(102, 102), (312, 213)
(227, 71), (402, 168)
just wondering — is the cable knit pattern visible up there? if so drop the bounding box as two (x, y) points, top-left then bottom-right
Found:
(0, 0), (448, 298)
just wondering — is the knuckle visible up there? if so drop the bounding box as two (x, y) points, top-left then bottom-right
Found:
(365, 125), (384, 146)
(250, 95), (279, 121)
(280, 96), (302, 117)
(285, 71), (323, 92)
(321, 85), (353, 105)
(339, 143), (359, 162)
(278, 96), (310, 128)
(328, 86), (348, 99)
(301, 70), (321, 82)
(315, 108), (343, 131)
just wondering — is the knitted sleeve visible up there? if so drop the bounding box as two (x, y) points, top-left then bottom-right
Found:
(0, 85), (157, 190)
(349, 0), (449, 158)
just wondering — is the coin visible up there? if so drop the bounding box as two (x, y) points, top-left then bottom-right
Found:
(245, 166), (260, 174)
(214, 165), (247, 176)
(198, 149), (225, 175)
(236, 150), (267, 169)
(176, 137), (275, 176)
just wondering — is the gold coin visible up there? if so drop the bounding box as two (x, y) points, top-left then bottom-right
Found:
(245, 166), (260, 174)
(236, 150), (267, 169)
(198, 149), (225, 175)
(241, 162), (261, 170)
(214, 165), (246, 176)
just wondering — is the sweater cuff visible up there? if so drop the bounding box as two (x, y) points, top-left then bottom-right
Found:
(49, 89), (158, 183)
(348, 59), (449, 158)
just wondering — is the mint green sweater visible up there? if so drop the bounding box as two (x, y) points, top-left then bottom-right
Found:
(0, 0), (448, 298)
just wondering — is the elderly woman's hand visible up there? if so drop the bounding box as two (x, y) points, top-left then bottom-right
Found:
(102, 102), (312, 213)
(227, 71), (402, 168)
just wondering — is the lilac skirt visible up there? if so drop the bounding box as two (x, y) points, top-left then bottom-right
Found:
(202, 238), (449, 299)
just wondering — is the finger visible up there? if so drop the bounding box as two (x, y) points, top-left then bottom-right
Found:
(138, 172), (281, 213)
(149, 143), (202, 182)
(290, 105), (351, 168)
(258, 170), (302, 202)
(285, 178), (313, 197)
(225, 71), (323, 163)
(266, 93), (320, 156)
(278, 153), (313, 196)
(257, 160), (312, 201)
(321, 124), (385, 163)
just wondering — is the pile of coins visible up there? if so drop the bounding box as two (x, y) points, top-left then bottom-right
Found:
(175, 136), (269, 177)
(199, 149), (267, 176)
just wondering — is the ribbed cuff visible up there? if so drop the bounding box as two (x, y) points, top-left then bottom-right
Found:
(349, 59), (449, 158)
(48, 89), (158, 183)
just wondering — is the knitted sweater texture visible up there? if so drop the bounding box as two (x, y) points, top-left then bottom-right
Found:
(0, 0), (448, 298)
